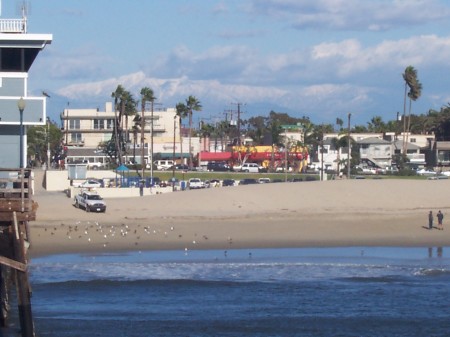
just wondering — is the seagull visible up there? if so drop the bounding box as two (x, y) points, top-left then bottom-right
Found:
(42, 91), (51, 98)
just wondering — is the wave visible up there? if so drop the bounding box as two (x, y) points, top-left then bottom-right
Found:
(29, 259), (440, 285)
(414, 268), (450, 277)
(33, 278), (248, 289)
(29, 247), (450, 285)
(338, 275), (410, 283)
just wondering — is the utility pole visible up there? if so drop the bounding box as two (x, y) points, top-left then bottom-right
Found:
(65, 102), (69, 146)
(231, 103), (245, 146)
(46, 118), (51, 169)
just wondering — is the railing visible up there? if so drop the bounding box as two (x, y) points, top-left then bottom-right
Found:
(0, 18), (27, 33)
(407, 153), (425, 163)
(0, 168), (36, 221)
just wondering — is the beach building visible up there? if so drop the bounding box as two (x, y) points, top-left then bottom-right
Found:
(61, 103), (201, 166)
(356, 137), (392, 168)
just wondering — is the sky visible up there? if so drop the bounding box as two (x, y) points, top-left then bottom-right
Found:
(4, 0), (450, 126)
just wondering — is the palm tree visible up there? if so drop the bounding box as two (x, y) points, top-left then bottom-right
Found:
(122, 92), (136, 163)
(140, 87), (156, 177)
(402, 66), (422, 154)
(336, 118), (344, 132)
(176, 102), (188, 165)
(184, 96), (202, 168)
(111, 85), (126, 164)
(331, 136), (349, 175)
(405, 79), (422, 147)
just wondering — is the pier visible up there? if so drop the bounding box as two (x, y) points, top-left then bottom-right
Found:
(0, 168), (37, 337)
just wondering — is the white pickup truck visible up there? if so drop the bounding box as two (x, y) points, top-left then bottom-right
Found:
(74, 191), (107, 212)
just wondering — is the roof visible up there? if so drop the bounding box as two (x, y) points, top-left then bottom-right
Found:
(393, 140), (421, 151)
(67, 147), (105, 157)
(0, 33), (52, 48)
(199, 152), (232, 161)
(356, 137), (390, 145)
(436, 141), (450, 150)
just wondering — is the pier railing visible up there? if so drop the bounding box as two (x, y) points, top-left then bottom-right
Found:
(0, 18), (27, 33)
(0, 167), (36, 336)
(0, 168), (36, 221)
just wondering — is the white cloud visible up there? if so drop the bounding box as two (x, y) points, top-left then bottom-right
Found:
(36, 46), (114, 81)
(52, 33), (450, 123)
(247, 0), (450, 30)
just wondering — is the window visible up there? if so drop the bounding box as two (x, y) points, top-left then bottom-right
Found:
(94, 119), (105, 130)
(71, 133), (82, 143)
(410, 138), (416, 143)
(106, 119), (115, 129)
(69, 119), (80, 130)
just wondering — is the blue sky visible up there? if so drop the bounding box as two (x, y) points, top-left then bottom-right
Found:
(4, 0), (450, 126)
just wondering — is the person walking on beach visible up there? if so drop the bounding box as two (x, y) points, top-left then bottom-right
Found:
(437, 210), (444, 230)
(428, 211), (433, 230)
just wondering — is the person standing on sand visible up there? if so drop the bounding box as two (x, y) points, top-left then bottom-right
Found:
(428, 211), (433, 230)
(437, 210), (444, 230)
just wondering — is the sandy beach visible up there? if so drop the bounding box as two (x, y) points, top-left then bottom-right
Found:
(29, 178), (450, 257)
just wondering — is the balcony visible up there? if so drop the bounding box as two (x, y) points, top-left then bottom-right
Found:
(0, 18), (27, 33)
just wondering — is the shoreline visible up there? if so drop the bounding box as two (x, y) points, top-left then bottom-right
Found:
(29, 179), (450, 258)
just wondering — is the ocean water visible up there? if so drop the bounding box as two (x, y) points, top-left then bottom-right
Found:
(3, 247), (450, 337)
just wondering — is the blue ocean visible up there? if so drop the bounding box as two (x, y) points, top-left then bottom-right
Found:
(3, 247), (450, 337)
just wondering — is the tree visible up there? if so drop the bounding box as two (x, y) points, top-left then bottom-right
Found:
(109, 85), (134, 165)
(110, 85), (125, 164)
(183, 96), (202, 168)
(402, 66), (422, 154)
(336, 117), (344, 131)
(367, 116), (386, 133)
(139, 87), (156, 176)
(176, 102), (188, 164)
(27, 121), (62, 167)
(331, 136), (349, 174)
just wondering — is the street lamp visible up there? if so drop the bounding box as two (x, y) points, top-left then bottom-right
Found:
(17, 97), (26, 169)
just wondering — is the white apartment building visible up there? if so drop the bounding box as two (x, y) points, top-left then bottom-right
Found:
(61, 102), (189, 166)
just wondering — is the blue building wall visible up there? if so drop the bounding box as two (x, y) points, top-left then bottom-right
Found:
(0, 78), (25, 96)
(0, 125), (20, 168)
(0, 97), (45, 123)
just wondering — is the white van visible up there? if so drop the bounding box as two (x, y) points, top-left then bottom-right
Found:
(240, 163), (262, 173)
(153, 160), (174, 170)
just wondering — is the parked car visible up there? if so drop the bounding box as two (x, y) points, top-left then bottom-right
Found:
(154, 160), (175, 170)
(236, 163), (265, 173)
(239, 178), (259, 185)
(81, 160), (104, 170)
(74, 179), (103, 188)
(169, 164), (190, 171)
(207, 162), (231, 172)
(222, 179), (236, 187)
(209, 179), (221, 187)
(258, 178), (271, 184)
(188, 178), (205, 189)
(416, 168), (436, 176)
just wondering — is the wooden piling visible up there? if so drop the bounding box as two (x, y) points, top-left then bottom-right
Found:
(0, 168), (38, 337)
